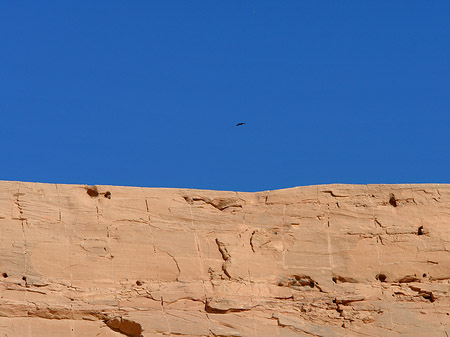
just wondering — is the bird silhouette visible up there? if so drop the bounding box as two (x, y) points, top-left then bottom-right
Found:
(235, 122), (246, 126)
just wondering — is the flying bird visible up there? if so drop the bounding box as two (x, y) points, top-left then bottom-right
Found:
(235, 122), (246, 126)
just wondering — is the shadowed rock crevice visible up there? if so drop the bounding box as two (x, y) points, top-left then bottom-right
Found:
(389, 194), (398, 207)
(215, 238), (232, 278)
(396, 275), (420, 283)
(417, 225), (429, 235)
(278, 275), (322, 291)
(205, 298), (252, 314)
(183, 195), (243, 211)
(332, 275), (358, 284)
(387, 193), (417, 207)
(105, 317), (143, 337)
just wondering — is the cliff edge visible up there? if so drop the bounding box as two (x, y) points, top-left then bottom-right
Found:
(0, 181), (449, 336)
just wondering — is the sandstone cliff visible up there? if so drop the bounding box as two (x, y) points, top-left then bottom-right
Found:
(0, 181), (449, 336)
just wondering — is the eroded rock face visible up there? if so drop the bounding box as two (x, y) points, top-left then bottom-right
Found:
(0, 181), (450, 336)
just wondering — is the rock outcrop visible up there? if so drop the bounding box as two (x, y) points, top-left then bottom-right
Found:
(0, 181), (449, 336)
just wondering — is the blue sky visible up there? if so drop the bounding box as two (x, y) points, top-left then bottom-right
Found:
(1, 1), (449, 192)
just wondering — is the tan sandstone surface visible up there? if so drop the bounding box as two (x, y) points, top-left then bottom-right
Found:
(0, 181), (450, 336)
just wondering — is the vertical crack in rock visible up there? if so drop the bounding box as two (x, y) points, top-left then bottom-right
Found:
(105, 317), (143, 337)
(21, 220), (27, 279)
(15, 188), (29, 281)
(56, 184), (62, 223)
(13, 192), (26, 220)
(250, 231), (256, 253)
(374, 218), (384, 228)
(156, 248), (181, 282)
(374, 218), (385, 245)
(326, 203), (330, 227)
(185, 195), (207, 295)
(370, 189), (383, 285)
(325, 203), (334, 276)
(193, 217), (205, 279)
(95, 206), (100, 223)
(14, 185), (31, 332)
(215, 239), (232, 278)
(56, 184), (74, 319)
(166, 251), (181, 281)
(376, 234), (384, 245)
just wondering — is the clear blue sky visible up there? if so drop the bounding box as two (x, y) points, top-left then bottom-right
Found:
(1, 1), (449, 192)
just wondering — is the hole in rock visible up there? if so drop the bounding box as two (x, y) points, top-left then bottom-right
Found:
(86, 186), (99, 197)
(418, 226), (424, 235)
(136, 281), (142, 286)
(422, 292), (435, 302)
(376, 273), (387, 282)
(423, 273), (427, 278)
(2, 273), (7, 278)
(389, 194), (398, 207)
(104, 191), (111, 199)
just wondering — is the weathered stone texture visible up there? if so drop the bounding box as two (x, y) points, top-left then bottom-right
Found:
(0, 181), (450, 336)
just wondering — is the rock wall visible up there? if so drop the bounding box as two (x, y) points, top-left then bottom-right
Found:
(0, 181), (449, 336)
